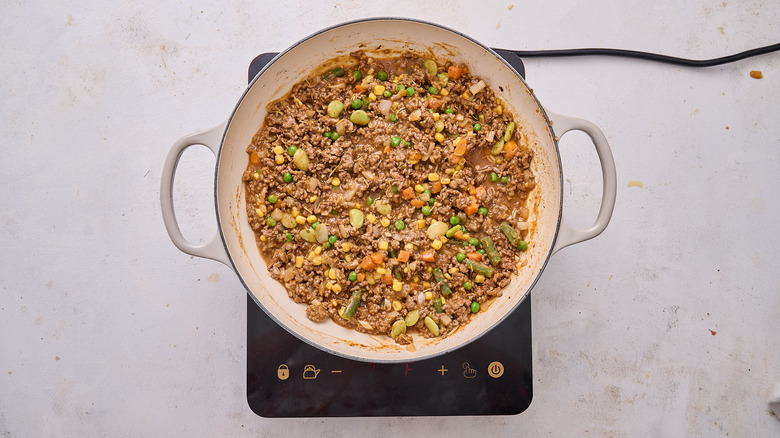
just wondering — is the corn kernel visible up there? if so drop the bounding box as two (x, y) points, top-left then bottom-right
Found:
(338, 307), (345, 317)
(423, 282), (431, 289)
(425, 291), (433, 300)
(381, 217), (391, 228)
(392, 280), (403, 292)
(392, 300), (403, 311)
(295, 215), (306, 225)
(414, 275), (420, 281)
(332, 283), (342, 293)
(291, 206), (300, 217)
(405, 243), (415, 251)
(403, 267), (409, 273)
(252, 172), (260, 180)
(373, 85), (386, 95)
(274, 154), (285, 165)
(312, 256), (322, 266)
(376, 267), (387, 275)
(435, 133), (445, 143)
(416, 219), (425, 230)
(428, 173), (440, 182)
(273, 145), (284, 155)
(441, 177), (451, 185)
(331, 299), (338, 307)
(440, 89), (449, 96)
(325, 282), (333, 290)
(344, 255), (351, 263)
(496, 157), (503, 164)
(295, 256), (304, 268)
(331, 177), (341, 187)
(307, 251), (316, 261)
(378, 241), (389, 250)
(448, 267), (459, 274)
(440, 236), (448, 243)
(432, 239), (443, 250)
(441, 296), (446, 305)
(444, 272), (452, 280)
(366, 213), (377, 224)
(495, 105), (503, 115)
(475, 274), (486, 283)
(314, 246), (323, 255)
(368, 93), (377, 101)
(455, 163), (465, 171)
(307, 215), (317, 224)
(260, 235), (267, 242)
(328, 268), (337, 280)
(432, 113), (440, 121)
(415, 184), (425, 193)
(391, 102), (399, 110)
(444, 168), (454, 175)
(342, 242), (351, 252)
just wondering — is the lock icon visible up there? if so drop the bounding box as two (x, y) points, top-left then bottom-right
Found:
(277, 364), (289, 380)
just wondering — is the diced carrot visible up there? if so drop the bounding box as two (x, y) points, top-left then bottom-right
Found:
(430, 182), (443, 194)
(503, 140), (518, 160)
(383, 145), (391, 153)
(382, 274), (393, 285)
(370, 252), (384, 265)
(420, 250), (436, 262)
(467, 252), (483, 261)
(397, 250), (411, 263)
(448, 153), (464, 164)
(408, 151), (423, 161)
(410, 199), (425, 208)
(357, 272), (366, 282)
(353, 84), (366, 93)
(359, 257), (376, 271)
(464, 203), (479, 216)
(428, 96), (444, 110)
(468, 186), (477, 196)
(448, 65), (465, 79)
(453, 230), (464, 240)
(402, 187), (415, 200)
(250, 151), (259, 164)
(475, 186), (487, 198)
(453, 138), (468, 156)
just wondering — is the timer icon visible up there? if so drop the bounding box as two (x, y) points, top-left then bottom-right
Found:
(487, 361), (504, 378)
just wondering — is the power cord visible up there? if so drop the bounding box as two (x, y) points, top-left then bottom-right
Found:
(505, 43), (780, 67)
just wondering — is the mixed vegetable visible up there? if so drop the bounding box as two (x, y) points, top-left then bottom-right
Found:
(243, 52), (536, 345)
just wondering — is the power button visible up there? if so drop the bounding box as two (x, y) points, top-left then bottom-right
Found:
(487, 361), (504, 378)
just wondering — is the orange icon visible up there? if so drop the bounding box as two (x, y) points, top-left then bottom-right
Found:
(277, 364), (289, 380)
(487, 361), (504, 378)
(462, 362), (477, 378)
(303, 364), (321, 380)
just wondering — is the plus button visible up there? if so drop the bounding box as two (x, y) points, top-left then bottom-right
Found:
(438, 365), (448, 376)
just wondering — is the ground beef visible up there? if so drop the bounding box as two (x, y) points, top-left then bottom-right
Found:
(243, 52), (536, 345)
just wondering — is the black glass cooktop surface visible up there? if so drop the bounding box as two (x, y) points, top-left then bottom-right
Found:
(246, 50), (532, 417)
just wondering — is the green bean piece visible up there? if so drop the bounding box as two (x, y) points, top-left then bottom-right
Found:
(448, 239), (468, 247)
(445, 224), (462, 239)
(503, 122), (516, 142)
(499, 222), (524, 248)
(393, 267), (403, 280)
(444, 107), (454, 114)
(491, 138), (505, 155)
(465, 259), (495, 277)
(433, 268), (452, 296)
(390, 319), (407, 338)
(342, 289), (362, 320)
(480, 235), (502, 266)
(433, 298), (444, 314)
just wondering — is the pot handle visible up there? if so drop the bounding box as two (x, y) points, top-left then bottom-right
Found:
(546, 111), (617, 254)
(160, 121), (232, 267)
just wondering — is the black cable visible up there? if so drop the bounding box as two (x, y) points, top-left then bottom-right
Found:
(505, 43), (780, 67)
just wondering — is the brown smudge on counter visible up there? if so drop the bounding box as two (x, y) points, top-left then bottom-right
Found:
(709, 329), (717, 336)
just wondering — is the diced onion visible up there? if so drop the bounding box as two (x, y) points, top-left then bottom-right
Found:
(315, 223), (329, 243)
(469, 80), (486, 95)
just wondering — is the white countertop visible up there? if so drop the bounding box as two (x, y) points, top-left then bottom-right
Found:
(2, 1), (779, 436)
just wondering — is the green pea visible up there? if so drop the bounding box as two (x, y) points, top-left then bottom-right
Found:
(287, 145), (298, 156)
(397, 84), (405, 93)
(403, 140), (411, 147)
(389, 113), (397, 123)
(405, 86), (415, 96)
(390, 136), (401, 148)
(350, 110), (370, 126)
(394, 220), (405, 231)
(421, 205), (432, 216)
(330, 132), (339, 141)
(449, 216), (460, 225)
(500, 176), (509, 184)
(478, 248), (486, 255)
(323, 131), (333, 138)
(285, 232), (294, 242)
(348, 271), (357, 282)
(490, 172), (498, 182)
(456, 253), (466, 262)
(473, 123), (482, 132)
(353, 70), (363, 81)
(323, 242), (332, 250)
(518, 240), (528, 251)
(351, 99), (363, 109)
(327, 235), (337, 245)
(367, 196), (375, 205)
(428, 86), (439, 95)
(478, 206), (488, 216)
(444, 107), (454, 114)
(469, 237), (479, 246)
(464, 281), (473, 290)
(428, 197), (435, 206)
(471, 301), (480, 313)
(283, 172), (293, 183)
(383, 90), (392, 98)
(392, 184), (399, 193)
(266, 217), (277, 227)
(311, 221), (319, 229)
(377, 71), (388, 81)
(267, 194), (278, 204)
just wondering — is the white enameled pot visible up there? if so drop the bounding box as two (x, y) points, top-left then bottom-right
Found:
(161, 18), (617, 363)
